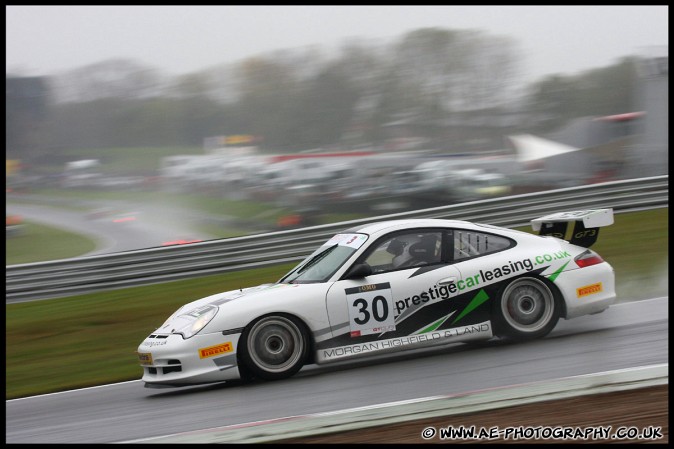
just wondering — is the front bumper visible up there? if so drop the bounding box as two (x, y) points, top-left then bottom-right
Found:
(137, 331), (242, 386)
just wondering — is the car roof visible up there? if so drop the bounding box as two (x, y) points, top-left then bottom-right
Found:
(343, 218), (479, 235)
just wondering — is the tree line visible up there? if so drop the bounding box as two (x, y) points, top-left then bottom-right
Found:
(6, 27), (637, 165)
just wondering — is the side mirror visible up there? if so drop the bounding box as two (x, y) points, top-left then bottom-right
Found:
(344, 263), (372, 279)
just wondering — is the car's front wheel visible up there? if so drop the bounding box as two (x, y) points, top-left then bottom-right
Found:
(492, 276), (560, 341)
(238, 314), (309, 380)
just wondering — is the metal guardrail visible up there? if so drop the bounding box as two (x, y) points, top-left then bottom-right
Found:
(6, 175), (668, 302)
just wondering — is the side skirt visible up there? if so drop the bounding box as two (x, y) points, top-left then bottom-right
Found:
(314, 320), (493, 364)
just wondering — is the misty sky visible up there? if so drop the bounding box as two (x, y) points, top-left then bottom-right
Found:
(6, 5), (669, 84)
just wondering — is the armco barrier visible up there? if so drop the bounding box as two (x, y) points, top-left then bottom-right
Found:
(6, 176), (668, 302)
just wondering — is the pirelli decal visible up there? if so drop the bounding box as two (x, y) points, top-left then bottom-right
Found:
(199, 342), (233, 359)
(577, 282), (603, 298)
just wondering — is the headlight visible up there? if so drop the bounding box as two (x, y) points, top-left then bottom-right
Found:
(169, 305), (219, 339)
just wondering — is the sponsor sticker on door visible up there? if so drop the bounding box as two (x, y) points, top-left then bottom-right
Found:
(346, 282), (396, 336)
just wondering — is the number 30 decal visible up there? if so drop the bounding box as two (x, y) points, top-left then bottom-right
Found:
(346, 283), (396, 336)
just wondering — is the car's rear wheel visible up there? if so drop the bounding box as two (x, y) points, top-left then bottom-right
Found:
(492, 276), (560, 341)
(239, 314), (309, 381)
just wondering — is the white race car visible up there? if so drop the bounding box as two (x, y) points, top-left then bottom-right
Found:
(138, 209), (616, 387)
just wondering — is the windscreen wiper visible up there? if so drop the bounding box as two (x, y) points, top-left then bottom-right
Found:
(285, 244), (338, 283)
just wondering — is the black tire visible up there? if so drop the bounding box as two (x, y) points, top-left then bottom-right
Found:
(238, 314), (309, 381)
(492, 276), (560, 341)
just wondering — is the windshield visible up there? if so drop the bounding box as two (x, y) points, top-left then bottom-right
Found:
(280, 233), (368, 283)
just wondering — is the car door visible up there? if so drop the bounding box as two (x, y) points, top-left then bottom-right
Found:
(319, 228), (464, 363)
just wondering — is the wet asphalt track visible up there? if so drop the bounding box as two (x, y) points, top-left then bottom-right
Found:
(5, 297), (668, 444)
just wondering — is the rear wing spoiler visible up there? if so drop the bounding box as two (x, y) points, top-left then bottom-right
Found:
(531, 209), (613, 248)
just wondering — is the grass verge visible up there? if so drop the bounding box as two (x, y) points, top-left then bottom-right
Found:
(5, 221), (98, 265)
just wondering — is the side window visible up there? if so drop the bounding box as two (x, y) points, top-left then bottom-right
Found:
(453, 229), (512, 261)
(363, 231), (442, 274)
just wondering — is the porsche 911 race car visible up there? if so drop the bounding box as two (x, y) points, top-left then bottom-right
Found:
(138, 209), (615, 388)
